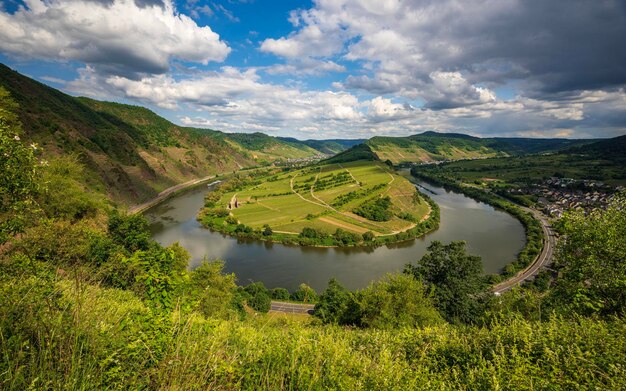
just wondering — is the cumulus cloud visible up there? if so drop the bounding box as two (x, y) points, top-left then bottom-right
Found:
(262, 0), (626, 108)
(0, 0), (230, 76)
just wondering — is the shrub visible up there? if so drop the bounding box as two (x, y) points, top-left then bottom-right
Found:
(271, 287), (290, 301)
(357, 274), (443, 329)
(314, 279), (358, 325)
(333, 228), (361, 246)
(291, 283), (318, 303)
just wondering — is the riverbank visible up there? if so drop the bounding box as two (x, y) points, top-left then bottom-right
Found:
(129, 175), (219, 215)
(410, 168), (547, 284)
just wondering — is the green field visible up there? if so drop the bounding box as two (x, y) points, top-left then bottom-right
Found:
(200, 161), (432, 245)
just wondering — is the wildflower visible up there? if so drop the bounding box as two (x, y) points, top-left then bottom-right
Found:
(30, 143), (38, 150)
(14, 135), (20, 141)
(40, 159), (49, 166)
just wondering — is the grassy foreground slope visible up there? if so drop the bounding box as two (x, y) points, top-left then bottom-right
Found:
(0, 64), (339, 205)
(199, 161), (436, 246)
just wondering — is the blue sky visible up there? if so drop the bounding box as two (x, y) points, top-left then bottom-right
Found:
(1, 0), (625, 139)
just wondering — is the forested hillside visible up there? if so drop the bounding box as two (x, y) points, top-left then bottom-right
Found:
(0, 64), (332, 205)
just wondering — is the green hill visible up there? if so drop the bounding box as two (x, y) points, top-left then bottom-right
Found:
(365, 132), (503, 163)
(0, 64), (331, 205)
(364, 131), (595, 164)
(324, 143), (379, 163)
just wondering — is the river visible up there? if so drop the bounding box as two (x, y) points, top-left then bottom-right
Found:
(145, 172), (525, 292)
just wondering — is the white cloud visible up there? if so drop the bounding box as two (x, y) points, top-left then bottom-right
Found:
(0, 0), (230, 76)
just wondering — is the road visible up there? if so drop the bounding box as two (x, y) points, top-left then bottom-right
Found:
(492, 206), (556, 294)
(128, 175), (218, 215)
(270, 301), (315, 315)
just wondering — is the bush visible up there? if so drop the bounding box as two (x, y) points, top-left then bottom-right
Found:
(362, 231), (375, 242)
(333, 228), (362, 246)
(262, 224), (273, 236)
(314, 279), (358, 324)
(245, 282), (271, 312)
(299, 227), (326, 239)
(291, 283), (317, 303)
(271, 287), (290, 301)
(357, 274), (443, 329)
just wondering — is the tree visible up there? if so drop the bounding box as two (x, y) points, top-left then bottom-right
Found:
(245, 282), (271, 312)
(404, 241), (488, 324)
(314, 278), (357, 324)
(358, 274), (442, 329)
(362, 231), (375, 242)
(291, 283), (317, 303)
(270, 287), (290, 301)
(549, 193), (626, 317)
(263, 224), (273, 236)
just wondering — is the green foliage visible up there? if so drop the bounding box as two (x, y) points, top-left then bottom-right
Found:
(262, 224), (273, 236)
(204, 191), (222, 207)
(108, 210), (151, 252)
(315, 275), (442, 329)
(362, 231), (375, 241)
(291, 283), (318, 303)
(0, 88), (40, 243)
(299, 227), (327, 239)
(405, 241), (488, 324)
(314, 279), (358, 324)
(37, 156), (107, 220)
(245, 282), (271, 312)
(353, 195), (393, 221)
(357, 274), (443, 329)
(271, 287), (290, 301)
(549, 193), (626, 316)
(333, 228), (362, 246)
(182, 260), (240, 318)
(119, 243), (188, 310)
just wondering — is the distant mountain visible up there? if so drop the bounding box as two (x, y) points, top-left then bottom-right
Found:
(363, 131), (597, 164)
(365, 133), (502, 163)
(0, 64), (330, 205)
(565, 134), (626, 162)
(277, 137), (365, 155)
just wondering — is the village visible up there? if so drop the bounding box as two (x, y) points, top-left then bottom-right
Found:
(505, 177), (624, 218)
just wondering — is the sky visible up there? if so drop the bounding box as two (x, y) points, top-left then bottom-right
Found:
(1, 0), (625, 140)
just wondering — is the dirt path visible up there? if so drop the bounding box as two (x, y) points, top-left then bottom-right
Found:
(318, 217), (369, 234)
(290, 173), (328, 209)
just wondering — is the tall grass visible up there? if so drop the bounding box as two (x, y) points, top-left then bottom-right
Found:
(2, 272), (624, 390)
